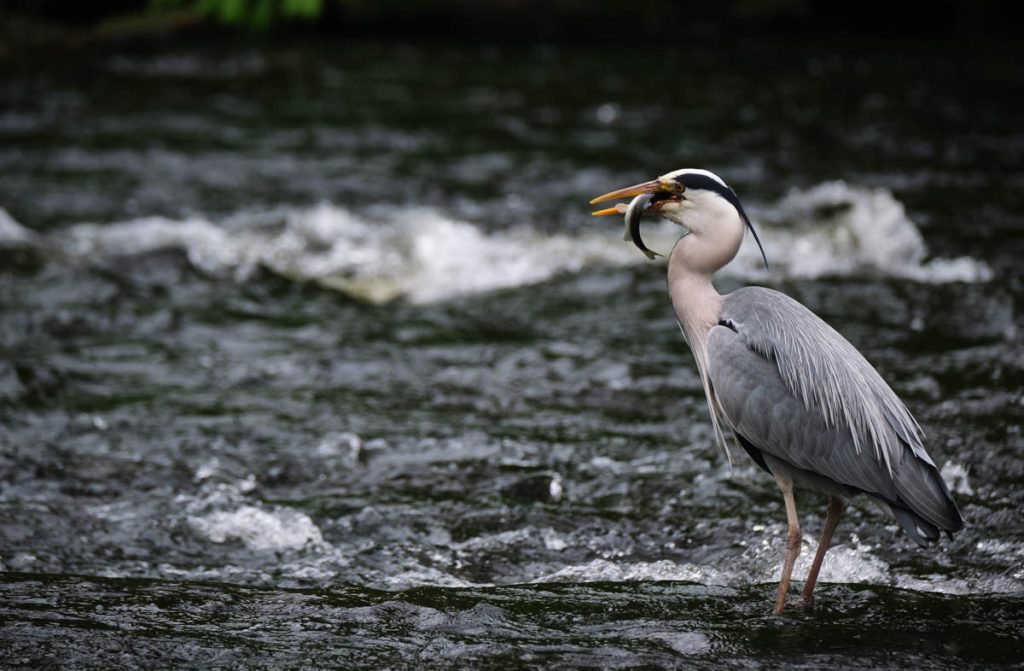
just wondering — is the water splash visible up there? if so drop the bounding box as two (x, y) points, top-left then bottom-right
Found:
(58, 205), (637, 303)
(532, 558), (733, 585)
(17, 181), (993, 304)
(739, 181), (992, 283)
(181, 477), (326, 552)
(188, 505), (325, 552)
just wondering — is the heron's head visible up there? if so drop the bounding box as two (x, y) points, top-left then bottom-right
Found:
(590, 168), (768, 268)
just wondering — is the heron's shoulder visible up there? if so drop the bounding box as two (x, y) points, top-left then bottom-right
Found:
(722, 286), (815, 319)
(719, 286), (880, 387)
(720, 286), (838, 346)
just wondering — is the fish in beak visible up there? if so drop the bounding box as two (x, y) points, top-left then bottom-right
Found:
(590, 177), (684, 260)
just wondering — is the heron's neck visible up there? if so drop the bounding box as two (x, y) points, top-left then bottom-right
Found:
(667, 237), (725, 347)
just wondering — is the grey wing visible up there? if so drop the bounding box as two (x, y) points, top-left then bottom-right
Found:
(708, 287), (964, 544)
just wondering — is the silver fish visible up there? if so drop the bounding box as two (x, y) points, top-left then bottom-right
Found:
(624, 192), (662, 260)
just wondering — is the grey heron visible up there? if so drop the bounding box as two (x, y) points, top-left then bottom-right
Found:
(590, 168), (965, 614)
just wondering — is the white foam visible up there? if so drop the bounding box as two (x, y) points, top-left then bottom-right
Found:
(188, 505), (324, 551)
(531, 545), (876, 589)
(51, 181), (990, 304)
(379, 567), (476, 590)
(645, 631), (711, 655)
(532, 558), (733, 586)
(738, 181), (991, 283)
(940, 461), (974, 495)
(0, 207), (36, 244)
(527, 527), (1024, 596)
(893, 573), (1022, 595)
(63, 216), (256, 279)
(59, 203), (638, 303)
(787, 539), (890, 585)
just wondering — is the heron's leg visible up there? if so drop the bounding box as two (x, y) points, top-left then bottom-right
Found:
(800, 496), (844, 606)
(772, 473), (801, 615)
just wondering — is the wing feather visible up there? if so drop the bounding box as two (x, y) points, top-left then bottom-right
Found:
(708, 287), (963, 533)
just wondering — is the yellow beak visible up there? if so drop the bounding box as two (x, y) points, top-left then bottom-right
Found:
(589, 178), (676, 216)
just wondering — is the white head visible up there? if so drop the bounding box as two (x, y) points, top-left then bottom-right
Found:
(590, 168), (768, 273)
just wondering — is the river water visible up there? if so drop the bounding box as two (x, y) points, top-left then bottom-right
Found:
(1, 39), (1022, 668)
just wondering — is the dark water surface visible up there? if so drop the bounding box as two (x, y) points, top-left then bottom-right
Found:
(1, 39), (1023, 668)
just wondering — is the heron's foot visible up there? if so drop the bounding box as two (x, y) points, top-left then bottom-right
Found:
(772, 594), (815, 614)
(799, 582), (817, 606)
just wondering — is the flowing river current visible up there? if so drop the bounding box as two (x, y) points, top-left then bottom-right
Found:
(1, 40), (1022, 668)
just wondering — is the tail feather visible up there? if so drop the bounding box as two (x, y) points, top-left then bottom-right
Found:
(892, 505), (941, 548)
(894, 453), (965, 535)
